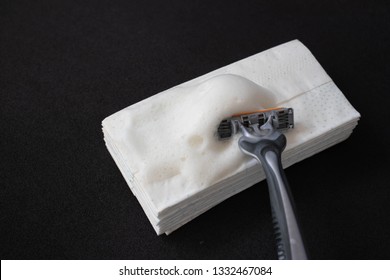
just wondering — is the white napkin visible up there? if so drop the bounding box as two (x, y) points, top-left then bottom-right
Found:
(102, 40), (360, 235)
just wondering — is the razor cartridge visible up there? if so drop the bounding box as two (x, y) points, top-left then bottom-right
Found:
(217, 107), (294, 140)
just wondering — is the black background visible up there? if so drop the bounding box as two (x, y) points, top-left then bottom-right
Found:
(1, 0), (390, 260)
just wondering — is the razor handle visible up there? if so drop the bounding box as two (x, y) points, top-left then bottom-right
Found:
(239, 131), (307, 260)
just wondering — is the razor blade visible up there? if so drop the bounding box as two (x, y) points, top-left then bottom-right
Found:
(217, 107), (294, 140)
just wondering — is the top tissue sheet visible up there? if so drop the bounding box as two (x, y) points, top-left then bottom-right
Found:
(102, 40), (360, 235)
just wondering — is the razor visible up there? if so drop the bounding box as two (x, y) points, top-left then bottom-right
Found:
(217, 107), (308, 260)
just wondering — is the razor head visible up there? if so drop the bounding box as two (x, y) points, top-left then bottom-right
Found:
(217, 107), (294, 140)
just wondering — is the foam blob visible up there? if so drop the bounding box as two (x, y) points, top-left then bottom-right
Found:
(116, 74), (276, 197)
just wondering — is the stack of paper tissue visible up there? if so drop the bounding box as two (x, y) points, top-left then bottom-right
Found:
(102, 40), (360, 235)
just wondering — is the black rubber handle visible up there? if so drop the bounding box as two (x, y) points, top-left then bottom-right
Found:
(239, 131), (307, 260)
